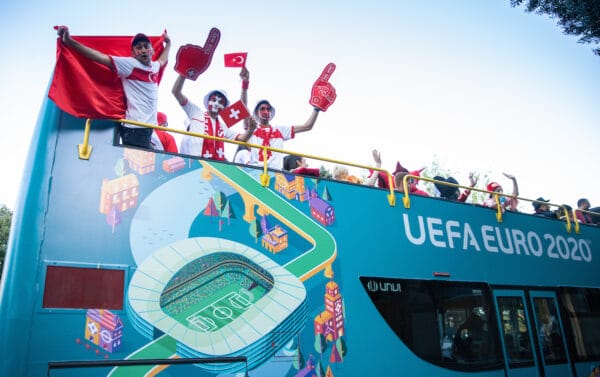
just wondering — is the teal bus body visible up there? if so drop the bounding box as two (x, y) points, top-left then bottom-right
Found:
(1, 95), (599, 377)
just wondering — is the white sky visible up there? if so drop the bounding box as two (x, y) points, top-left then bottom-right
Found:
(1, 0), (599, 212)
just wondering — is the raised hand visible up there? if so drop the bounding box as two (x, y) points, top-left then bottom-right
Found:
(174, 28), (221, 81)
(309, 63), (337, 111)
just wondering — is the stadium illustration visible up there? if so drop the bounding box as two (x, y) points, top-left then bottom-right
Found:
(127, 237), (307, 373)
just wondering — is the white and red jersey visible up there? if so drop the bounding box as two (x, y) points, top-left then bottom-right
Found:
(247, 125), (295, 170)
(111, 56), (161, 127)
(179, 101), (236, 160)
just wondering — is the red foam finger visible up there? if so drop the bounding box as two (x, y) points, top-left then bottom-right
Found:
(201, 27), (221, 55)
(316, 62), (336, 83)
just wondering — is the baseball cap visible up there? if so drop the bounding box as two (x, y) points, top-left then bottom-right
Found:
(487, 182), (501, 192)
(533, 197), (550, 210)
(131, 33), (151, 47)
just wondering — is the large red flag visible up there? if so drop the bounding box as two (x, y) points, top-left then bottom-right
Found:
(48, 34), (166, 119)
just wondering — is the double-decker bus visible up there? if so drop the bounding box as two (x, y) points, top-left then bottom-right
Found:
(1, 78), (599, 377)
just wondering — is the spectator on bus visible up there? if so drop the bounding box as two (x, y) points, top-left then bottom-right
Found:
(433, 173), (477, 202)
(333, 165), (362, 184)
(56, 27), (171, 149)
(151, 112), (178, 153)
(282, 155), (320, 176)
(575, 198), (594, 224)
(173, 67), (256, 160)
(556, 204), (576, 222)
(532, 197), (556, 218)
(242, 67), (321, 170)
(483, 173), (519, 212)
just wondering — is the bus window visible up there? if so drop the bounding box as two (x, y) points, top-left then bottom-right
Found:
(532, 297), (567, 364)
(496, 296), (534, 366)
(360, 277), (502, 372)
(559, 287), (600, 361)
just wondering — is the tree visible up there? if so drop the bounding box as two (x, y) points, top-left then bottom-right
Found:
(0, 204), (13, 279)
(248, 218), (262, 242)
(421, 155), (490, 205)
(319, 165), (332, 179)
(314, 333), (327, 361)
(511, 0), (600, 56)
(292, 345), (305, 370)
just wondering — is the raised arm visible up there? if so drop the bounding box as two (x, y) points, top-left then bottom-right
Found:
(156, 31), (171, 67)
(236, 117), (257, 142)
(365, 149), (382, 186)
(240, 67), (251, 130)
(171, 75), (189, 106)
(503, 172), (519, 197)
(240, 66), (249, 106)
(294, 108), (320, 134)
(56, 26), (112, 68)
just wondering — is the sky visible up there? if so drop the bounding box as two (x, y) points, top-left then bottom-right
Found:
(1, 0), (599, 213)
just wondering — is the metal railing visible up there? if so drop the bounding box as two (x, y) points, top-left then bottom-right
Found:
(399, 174), (580, 233)
(78, 118), (595, 230)
(79, 118), (396, 206)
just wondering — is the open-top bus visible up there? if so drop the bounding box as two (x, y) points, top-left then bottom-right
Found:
(1, 81), (599, 377)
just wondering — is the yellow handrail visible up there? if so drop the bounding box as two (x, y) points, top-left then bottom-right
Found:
(77, 119), (93, 160)
(401, 175), (578, 233)
(80, 119), (396, 206)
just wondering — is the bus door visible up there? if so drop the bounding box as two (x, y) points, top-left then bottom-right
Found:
(494, 290), (539, 377)
(493, 289), (573, 377)
(528, 290), (572, 377)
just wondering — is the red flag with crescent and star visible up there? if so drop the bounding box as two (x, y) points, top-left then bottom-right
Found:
(219, 100), (250, 128)
(224, 52), (248, 68)
(48, 31), (167, 119)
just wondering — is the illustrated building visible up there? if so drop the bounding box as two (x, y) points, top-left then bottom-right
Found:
(275, 173), (307, 202)
(123, 148), (155, 175)
(308, 194), (335, 226)
(261, 224), (288, 254)
(314, 280), (345, 342)
(85, 309), (123, 353)
(99, 174), (139, 214)
(162, 156), (185, 173)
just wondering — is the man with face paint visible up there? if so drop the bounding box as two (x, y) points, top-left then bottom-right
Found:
(56, 26), (171, 149)
(172, 69), (256, 159)
(241, 67), (321, 170)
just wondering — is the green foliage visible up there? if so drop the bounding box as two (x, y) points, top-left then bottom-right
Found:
(292, 346), (305, 370)
(0, 204), (13, 279)
(319, 165), (332, 179)
(511, 0), (600, 55)
(314, 333), (327, 356)
(421, 156), (491, 205)
(248, 219), (262, 242)
(336, 336), (348, 358)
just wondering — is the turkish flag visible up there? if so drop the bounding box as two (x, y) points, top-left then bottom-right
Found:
(48, 32), (166, 119)
(219, 100), (250, 128)
(224, 52), (248, 68)
(174, 28), (221, 80)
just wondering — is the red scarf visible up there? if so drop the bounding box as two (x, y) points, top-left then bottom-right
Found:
(200, 112), (225, 160)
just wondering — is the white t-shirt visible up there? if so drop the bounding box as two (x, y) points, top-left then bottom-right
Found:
(111, 56), (161, 128)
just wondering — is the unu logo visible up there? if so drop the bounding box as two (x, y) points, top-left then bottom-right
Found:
(366, 280), (402, 293)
